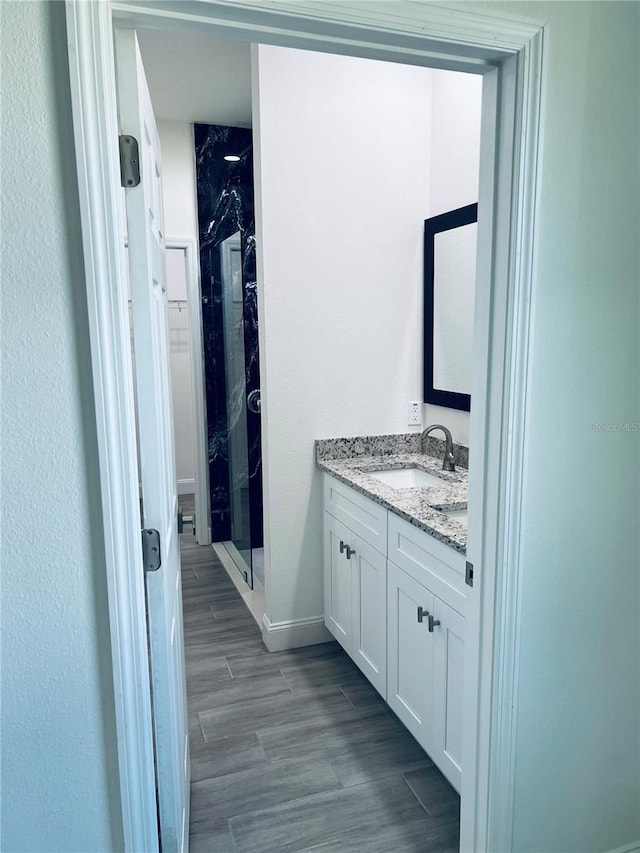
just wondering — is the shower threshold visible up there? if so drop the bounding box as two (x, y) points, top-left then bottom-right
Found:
(213, 541), (265, 628)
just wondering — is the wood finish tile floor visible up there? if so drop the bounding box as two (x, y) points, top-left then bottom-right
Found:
(181, 532), (460, 852)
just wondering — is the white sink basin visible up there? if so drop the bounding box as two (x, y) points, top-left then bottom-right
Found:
(368, 467), (445, 489)
(443, 508), (468, 529)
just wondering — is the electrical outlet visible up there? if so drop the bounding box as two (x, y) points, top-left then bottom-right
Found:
(408, 401), (422, 426)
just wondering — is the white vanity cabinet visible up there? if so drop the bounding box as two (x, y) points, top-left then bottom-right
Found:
(323, 478), (388, 697)
(323, 473), (467, 793)
(387, 512), (466, 793)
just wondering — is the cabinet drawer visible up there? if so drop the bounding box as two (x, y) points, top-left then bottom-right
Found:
(388, 513), (466, 615)
(324, 475), (387, 555)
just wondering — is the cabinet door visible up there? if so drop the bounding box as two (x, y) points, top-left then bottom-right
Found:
(387, 561), (434, 753)
(432, 597), (465, 792)
(351, 536), (387, 697)
(323, 513), (352, 653)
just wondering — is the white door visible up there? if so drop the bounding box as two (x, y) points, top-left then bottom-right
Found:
(432, 597), (464, 792)
(323, 513), (352, 652)
(350, 535), (387, 697)
(115, 29), (190, 853)
(387, 561), (433, 750)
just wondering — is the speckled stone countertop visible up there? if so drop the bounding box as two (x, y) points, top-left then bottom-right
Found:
(315, 434), (469, 554)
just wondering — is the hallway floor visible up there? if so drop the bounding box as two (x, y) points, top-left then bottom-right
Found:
(181, 532), (460, 852)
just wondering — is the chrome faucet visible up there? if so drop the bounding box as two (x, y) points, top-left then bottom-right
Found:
(421, 424), (456, 471)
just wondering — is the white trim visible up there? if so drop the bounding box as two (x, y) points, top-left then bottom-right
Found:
(486, 32), (544, 853)
(606, 844), (640, 853)
(177, 478), (195, 496)
(112, 1), (541, 68)
(68, 1), (545, 848)
(460, 61), (502, 850)
(261, 614), (333, 652)
(166, 236), (210, 544)
(462, 27), (545, 850)
(65, 2), (159, 851)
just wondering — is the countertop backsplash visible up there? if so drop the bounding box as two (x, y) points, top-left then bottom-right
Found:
(316, 432), (469, 470)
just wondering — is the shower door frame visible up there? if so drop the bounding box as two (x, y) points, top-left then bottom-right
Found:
(219, 230), (254, 584)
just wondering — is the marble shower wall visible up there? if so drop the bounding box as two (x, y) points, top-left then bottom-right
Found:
(194, 124), (263, 546)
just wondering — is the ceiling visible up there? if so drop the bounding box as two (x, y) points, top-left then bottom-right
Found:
(137, 28), (253, 126)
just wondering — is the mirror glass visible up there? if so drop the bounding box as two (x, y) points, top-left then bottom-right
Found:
(433, 222), (477, 395)
(423, 204), (477, 412)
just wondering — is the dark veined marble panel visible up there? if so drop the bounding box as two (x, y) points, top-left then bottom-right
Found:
(194, 124), (263, 548)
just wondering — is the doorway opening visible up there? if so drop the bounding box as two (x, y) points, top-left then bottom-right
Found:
(67, 4), (543, 852)
(128, 27), (484, 850)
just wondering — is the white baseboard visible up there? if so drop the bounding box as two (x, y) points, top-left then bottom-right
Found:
(261, 614), (333, 652)
(606, 843), (640, 853)
(177, 478), (195, 496)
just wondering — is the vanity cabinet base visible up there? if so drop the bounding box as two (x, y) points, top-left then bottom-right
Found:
(322, 473), (465, 792)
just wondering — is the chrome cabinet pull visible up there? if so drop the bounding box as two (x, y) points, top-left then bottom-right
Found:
(339, 540), (356, 559)
(417, 606), (429, 623)
(428, 614), (441, 632)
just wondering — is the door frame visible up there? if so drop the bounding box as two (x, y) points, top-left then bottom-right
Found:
(65, 2), (544, 851)
(166, 236), (211, 546)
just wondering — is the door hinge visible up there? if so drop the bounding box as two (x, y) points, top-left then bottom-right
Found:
(465, 560), (474, 587)
(119, 135), (140, 187)
(142, 528), (161, 572)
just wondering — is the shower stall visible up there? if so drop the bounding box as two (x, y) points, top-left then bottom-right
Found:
(195, 123), (263, 588)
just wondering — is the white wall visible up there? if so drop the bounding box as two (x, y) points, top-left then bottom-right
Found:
(254, 46), (432, 625)
(157, 121), (198, 490)
(429, 71), (482, 216)
(474, 3), (639, 849)
(0, 2), (122, 850)
(424, 70), (482, 445)
(157, 120), (198, 239)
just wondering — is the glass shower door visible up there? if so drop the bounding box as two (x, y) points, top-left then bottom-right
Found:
(220, 231), (252, 585)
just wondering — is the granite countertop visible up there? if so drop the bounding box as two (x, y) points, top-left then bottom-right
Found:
(315, 434), (469, 554)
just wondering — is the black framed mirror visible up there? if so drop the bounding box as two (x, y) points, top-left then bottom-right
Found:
(423, 203), (478, 412)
